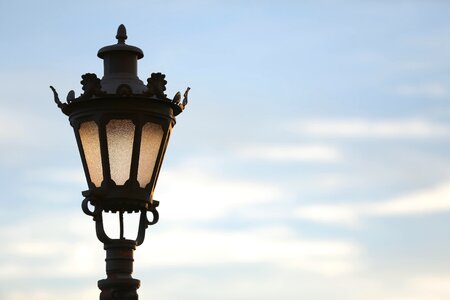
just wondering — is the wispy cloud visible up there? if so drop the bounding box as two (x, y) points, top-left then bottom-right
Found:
(295, 204), (361, 227)
(0, 213), (101, 279)
(394, 82), (449, 98)
(23, 167), (85, 185)
(406, 274), (450, 299)
(291, 119), (449, 139)
(237, 144), (341, 163)
(138, 226), (361, 276)
(156, 166), (282, 221)
(371, 274), (450, 300)
(0, 215), (361, 283)
(295, 182), (450, 227)
(1, 289), (95, 300)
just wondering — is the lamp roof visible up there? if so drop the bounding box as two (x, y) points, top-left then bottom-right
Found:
(97, 24), (144, 59)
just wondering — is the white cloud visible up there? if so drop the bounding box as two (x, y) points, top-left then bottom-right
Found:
(155, 166), (282, 221)
(24, 167), (85, 185)
(372, 183), (450, 216)
(18, 163), (283, 221)
(138, 226), (361, 276)
(0, 109), (59, 145)
(2, 289), (96, 300)
(237, 144), (341, 162)
(0, 214), (361, 284)
(295, 204), (361, 227)
(407, 274), (450, 297)
(395, 82), (448, 98)
(295, 182), (450, 227)
(291, 119), (448, 139)
(0, 213), (102, 279)
(397, 61), (435, 72)
(0, 108), (75, 166)
(371, 274), (450, 300)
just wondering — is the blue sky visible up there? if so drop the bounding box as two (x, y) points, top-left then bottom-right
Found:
(1, 1), (450, 299)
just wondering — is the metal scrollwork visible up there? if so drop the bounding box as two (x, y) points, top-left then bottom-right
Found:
(136, 201), (160, 246)
(50, 86), (68, 111)
(146, 204), (159, 226)
(81, 197), (112, 244)
(81, 197), (100, 218)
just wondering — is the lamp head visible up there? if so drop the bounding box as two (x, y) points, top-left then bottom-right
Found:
(51, 25), (190, 244)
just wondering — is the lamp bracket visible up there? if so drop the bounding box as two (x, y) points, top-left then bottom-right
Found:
(81, 195), (159, 246)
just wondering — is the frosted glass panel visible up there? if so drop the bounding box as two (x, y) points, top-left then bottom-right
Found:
(106, 119), (135, 185)
(79, 121), (103, 187)
(137, 123), (164, 188)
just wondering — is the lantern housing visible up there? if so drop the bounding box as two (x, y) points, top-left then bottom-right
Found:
(51, 24), (189, 244)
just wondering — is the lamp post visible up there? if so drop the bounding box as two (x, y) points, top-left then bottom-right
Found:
(50, 24), (189, 300)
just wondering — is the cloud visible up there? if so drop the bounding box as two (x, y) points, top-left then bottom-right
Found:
(407, 274), (450, 298)
(291, 119), (449, 139)
(0, 213), (102, 279)
(1, 289), (95, 300)
(395, 82), (448, 98)
(18, 163), (283, 221)
(371, 274), (450, 300)
(372, 182), (450, 216)
(0, 109), (62, 146)
(0, 214), (361, 286)
(138, 226), (361, 276)
(23, 167), (85, 185)
(295, 204), (361, 227)
(0, 108), (75, 167)
(0, 110), (36, 145)
(295, 182), (450, 227)
(237, 144), (341, 163)
(155, 166), (282, 221)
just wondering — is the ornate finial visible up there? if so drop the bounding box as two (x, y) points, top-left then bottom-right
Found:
(180, 87), (190, 110)
(172, 92), (181, 104)
(116, 24), (127, 44)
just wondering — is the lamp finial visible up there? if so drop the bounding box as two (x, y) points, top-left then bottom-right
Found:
(116, 24), (127, 44)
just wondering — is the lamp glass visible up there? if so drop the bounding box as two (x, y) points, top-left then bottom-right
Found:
(137, 122), (164, 188)
(79, 121), (103, 187)
(106, 119), (135, 185)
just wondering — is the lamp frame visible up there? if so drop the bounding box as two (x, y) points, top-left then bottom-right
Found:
(69, 96), (179, 212)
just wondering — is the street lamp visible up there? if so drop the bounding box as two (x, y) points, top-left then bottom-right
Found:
(50, 24), (189, 300)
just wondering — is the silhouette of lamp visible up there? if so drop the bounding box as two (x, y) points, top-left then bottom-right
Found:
(51, 24), (189, 300)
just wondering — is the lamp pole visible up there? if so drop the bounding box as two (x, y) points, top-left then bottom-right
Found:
(51, 24), (189, 300)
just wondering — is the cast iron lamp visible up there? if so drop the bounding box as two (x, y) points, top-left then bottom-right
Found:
(50, 25), (189, 300)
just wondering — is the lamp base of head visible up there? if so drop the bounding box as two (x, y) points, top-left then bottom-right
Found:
(82, 187), (158, 213)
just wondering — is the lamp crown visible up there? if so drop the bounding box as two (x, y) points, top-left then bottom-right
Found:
(50, 25), (189, 116)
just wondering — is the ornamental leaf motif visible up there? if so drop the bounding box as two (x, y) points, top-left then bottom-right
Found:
(146, 72), (167, 99)
(80, 73), (103, 98)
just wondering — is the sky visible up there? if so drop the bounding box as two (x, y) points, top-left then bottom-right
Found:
(1, 0), (450, 299)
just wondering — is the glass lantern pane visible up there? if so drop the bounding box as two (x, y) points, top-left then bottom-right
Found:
(78, 121), (103, 187)
(137, 122), (164, 188)
(106, 119), (135, 185)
